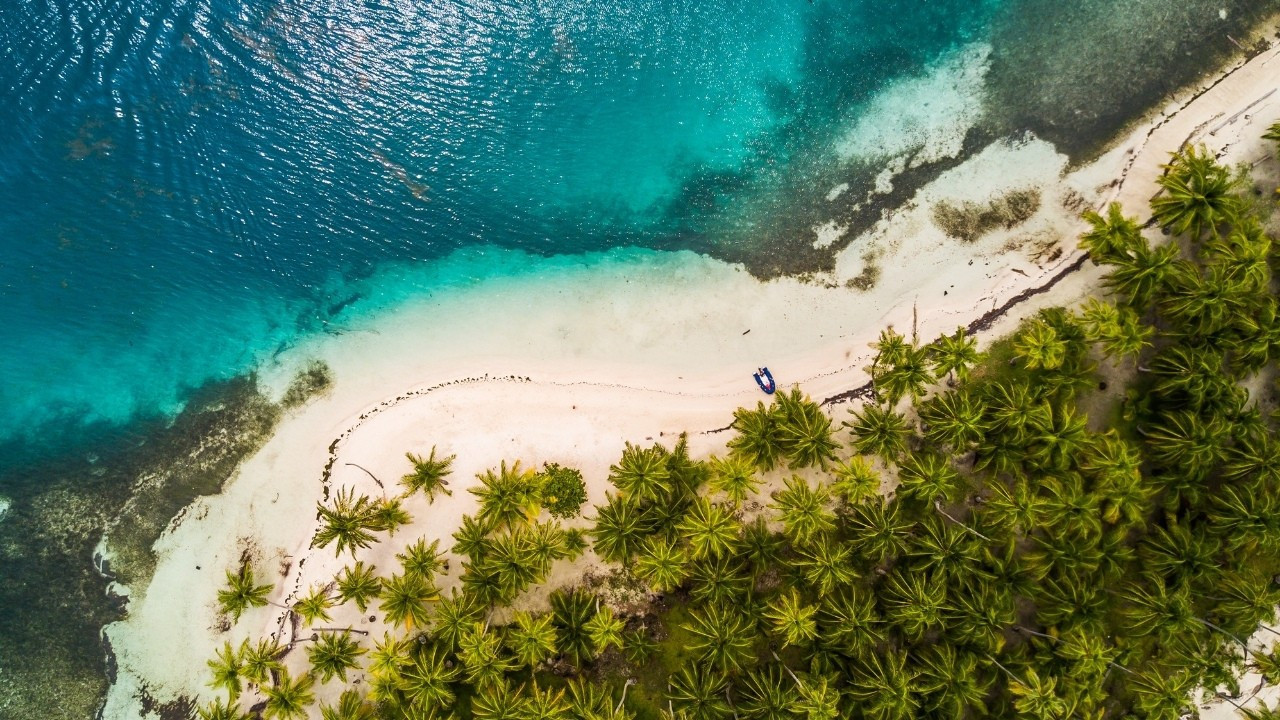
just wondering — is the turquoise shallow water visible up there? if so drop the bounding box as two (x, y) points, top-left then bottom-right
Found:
(0, 0), (1010, 457)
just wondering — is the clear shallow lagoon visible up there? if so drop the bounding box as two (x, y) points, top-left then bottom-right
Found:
(2, 0), (1274, 457)
(0, 0), (1008, 453)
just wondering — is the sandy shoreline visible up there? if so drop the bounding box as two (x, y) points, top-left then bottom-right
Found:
(100, 31), (1280, 719)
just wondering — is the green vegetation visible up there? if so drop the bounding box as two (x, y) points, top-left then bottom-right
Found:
(932, 187), (1042, 243)
(202, 138), (1280, 720)
(538, 463), (588, 519)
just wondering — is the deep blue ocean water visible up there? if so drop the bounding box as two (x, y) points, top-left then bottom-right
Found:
(0, 0), (1009, 455)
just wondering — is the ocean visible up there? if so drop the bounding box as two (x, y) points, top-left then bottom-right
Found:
(0, 0), (1276, 717)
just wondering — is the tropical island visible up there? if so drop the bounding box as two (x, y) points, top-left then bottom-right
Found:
(59, 15), (1280, 720)
(142, 118), (1280, 720)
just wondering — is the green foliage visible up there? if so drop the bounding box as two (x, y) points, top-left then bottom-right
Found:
(379, 572), (437, 629)
(216, 562), (273, 623)
(472, 460), (541, 529)
(335, 561), (381, 612)
(307, 632), (366, 684)
(402, 446), (456, 502)
(539, 462), (588, 518)
(1152, 144), (1241, 240)
(216, 155), (1280, 720)
(293, 585), (335, 626)
(206, 641), (244, 700)
(313, 487), (381, 557)
(263, 670), (315, 720)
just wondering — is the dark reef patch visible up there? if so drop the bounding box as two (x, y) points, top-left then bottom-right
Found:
(0, 370), (324, 720)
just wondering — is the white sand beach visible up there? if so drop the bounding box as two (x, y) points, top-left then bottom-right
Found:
(100, 36), (1280, 719)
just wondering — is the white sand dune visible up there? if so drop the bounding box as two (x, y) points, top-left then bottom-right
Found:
(100, 37), (1280, 720)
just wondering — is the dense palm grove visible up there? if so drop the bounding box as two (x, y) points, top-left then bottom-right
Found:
(202, 129), (1280, 720)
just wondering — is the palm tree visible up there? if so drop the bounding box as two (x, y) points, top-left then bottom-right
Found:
(294, 585), (335, 626)
(848, 497), (911, 563)
(1161, 263), (1250, 336)
(1025, 403), (1088, 472)
(216, 562), (274, 622)
(197, 699), (251, 720)
(585, 604), (627, 656)
(1013, 318), (1068, 370)
(668, 665), (732, 720)
(609, 442), (673, 500)
(844, 404), (910, 462)
(769, 475), (835, 546)
(452, 513), (495, 561)
(550, 588), (596, 665)
(774, 386), (841, 469)
(1152, 144), (1240, 240)
(739, 516), (783, 580)
(1121, 579), (1199, 641)
(727, 401), (785, 471)
(689, 554), (751, 606)
(738, 665), (800, 720)
(882, 570), (946, 640)
(370, 496), (412, 536)
(634, 535), (688, 592)
(849, 651), (918, 720)
(505, 610), (558, 668)
(948, 578), (1016, 654)
(929, 326), (981, 381)
(791, 673), (844, 720)
(206, 641), (244, 700)
(677, 497), (741, 560)
(336, 561), (381, 612)
(367, 631), (411, 683)
(482, 528), (543, 601)
(397, 538), (446, 582)
(706, 454), (759, 506)
(459, 622), (518, 688)
(313, 487), (380, 557)
(762, 589), (818, 648)
(472, 461), (541, 529)
(794, 533), (856, 595)
(876, 342), (934, 406)
(319, 690), (376, 720)
(401, 446), (455, 501)
(916, 645), (988, 718)
(830, 456), (880, 505)
(262, 670), (315, 720)
(589, 492), (651, 562)
(920, 388), (987, 451)
(1131, 669), (1193, 719)
(1077, 298), (1152, 360)
(1004, 667), (1067, 720)
(1080, 433), (1147, 525)
(400, 643), (460, 711)
(895, 451), (963, 506)
(1142, 410), (1229, 481)
(433, 588), (484, 651)
(1103, 240), (1182, 310)
(522, 682), (573, 720)
(819, 586), (884, 658)
(1079, 202), (1142, 264)
(307, 631), (366, 684)
(471, 680), (524, 720)
(526, 520), (570, 568)
(380, 572), (437, 629)
(683, 603), (755, 672)
(240, 637), (285, 686)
